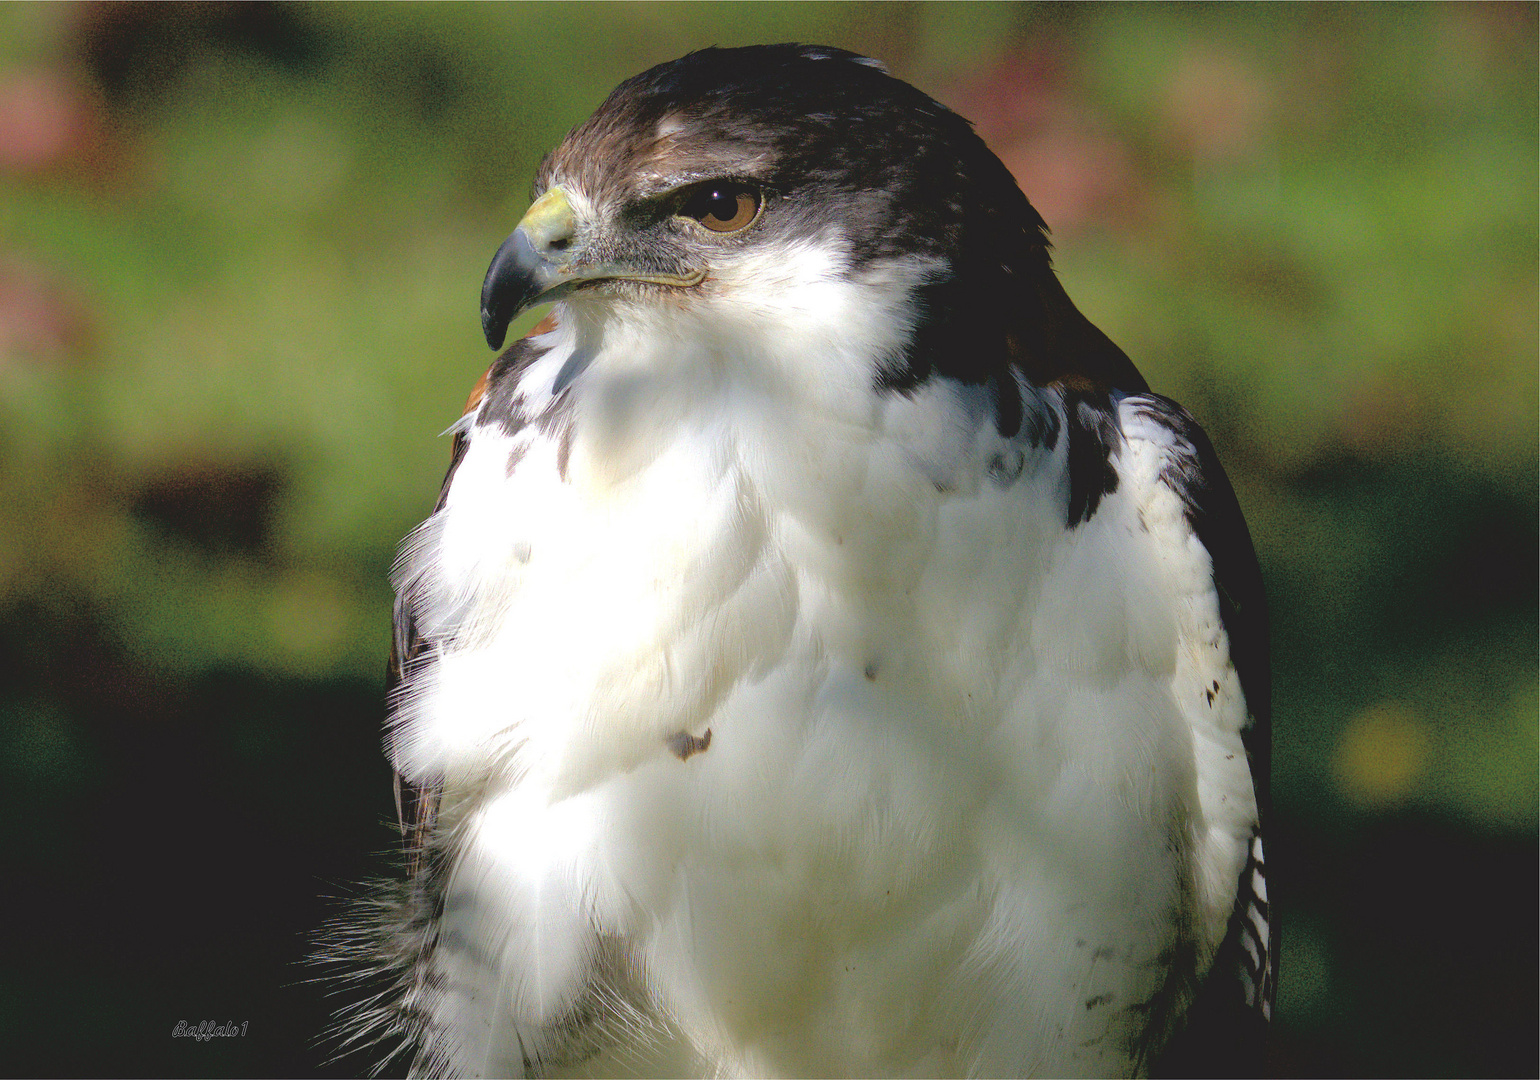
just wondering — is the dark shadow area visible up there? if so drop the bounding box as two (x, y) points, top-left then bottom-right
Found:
(0, 595), (395, 1076)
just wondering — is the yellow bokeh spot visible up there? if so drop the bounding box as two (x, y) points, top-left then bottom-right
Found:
(1333, 702), (1433, 807)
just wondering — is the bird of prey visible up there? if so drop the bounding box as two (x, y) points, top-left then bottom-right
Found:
(349, 44), (1272, 1079)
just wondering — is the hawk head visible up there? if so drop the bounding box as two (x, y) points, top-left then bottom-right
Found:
(480, 44), (1144, 396)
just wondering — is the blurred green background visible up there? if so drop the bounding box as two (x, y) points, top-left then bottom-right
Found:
(0, 3), (1534, 1076)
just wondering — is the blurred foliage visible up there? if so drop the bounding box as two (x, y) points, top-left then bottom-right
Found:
(0, 3), (1534, 1077)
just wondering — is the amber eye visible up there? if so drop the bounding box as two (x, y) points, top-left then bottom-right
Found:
(678, 182), (761, 233)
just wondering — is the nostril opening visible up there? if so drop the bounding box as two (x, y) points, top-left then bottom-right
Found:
(547, 237), (570, 253)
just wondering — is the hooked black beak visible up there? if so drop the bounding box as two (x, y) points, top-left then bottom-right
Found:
(480, 187), (579, 350)
(479, 186), (708, 350)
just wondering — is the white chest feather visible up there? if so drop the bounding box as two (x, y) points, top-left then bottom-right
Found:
(387, 306), (1254, 1077)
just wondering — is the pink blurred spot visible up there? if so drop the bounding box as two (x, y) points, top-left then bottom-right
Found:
(941, 48), (1144, 236)
(0, 66), (116, 182)
(0, 259), (95, 367)
(996, 128), (1138, 235)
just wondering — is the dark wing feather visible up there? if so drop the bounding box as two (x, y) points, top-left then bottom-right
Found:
(1126, 396), (1273, 1078)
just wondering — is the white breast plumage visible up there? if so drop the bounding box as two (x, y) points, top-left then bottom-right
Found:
(378, 307), (1260, 1077)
